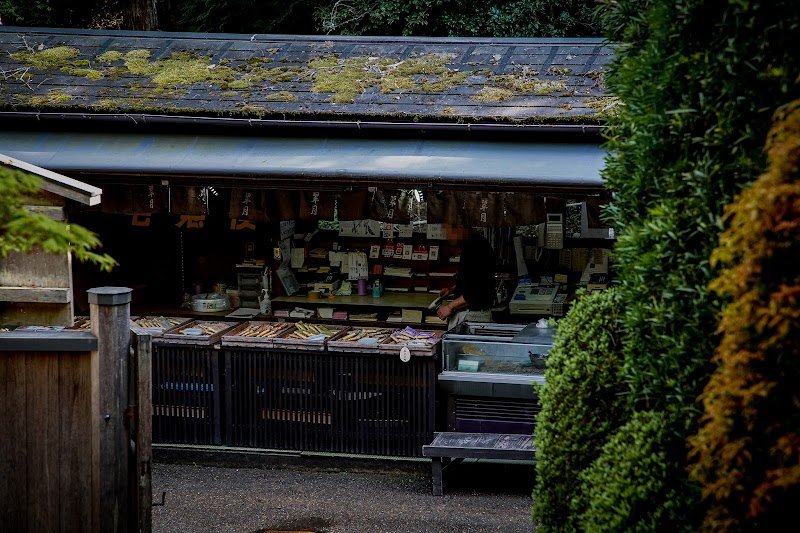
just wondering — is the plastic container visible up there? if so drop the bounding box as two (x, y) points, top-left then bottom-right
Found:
(191, 292), (231, 312)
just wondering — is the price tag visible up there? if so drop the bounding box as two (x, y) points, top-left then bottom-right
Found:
(400, 346), (411, 363)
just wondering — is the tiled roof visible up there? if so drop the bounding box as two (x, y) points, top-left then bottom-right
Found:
(0, 27), (617, 126)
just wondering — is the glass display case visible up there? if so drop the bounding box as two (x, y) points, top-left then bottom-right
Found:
(439, 322), (555, 399)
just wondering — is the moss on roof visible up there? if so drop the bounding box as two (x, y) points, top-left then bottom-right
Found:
(0, 29), (617, 125)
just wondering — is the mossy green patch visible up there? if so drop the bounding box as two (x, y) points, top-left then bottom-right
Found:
(123, 49), (152, 74)
(585, 96), (621, 110)
(420, 71), (469, 92)
(547, 66), (572, 76)
(96, 51), (123, 63)
(12, 46), (80, 69)
(148, 52), (235, 86)
(395, 54), (453, 76)
(73, 60), (90, 67)
(380, 76), (415, 93)
(471, 87), (515, 102)
(61, 67), (104, 80)
(494, 75), (567, 95)
(264, 91), (297, 102)
(26, 89), (72, 107)
(310, 53), (470, 102)
(311, 55), (394, 103)
(227, 79), (253, 90)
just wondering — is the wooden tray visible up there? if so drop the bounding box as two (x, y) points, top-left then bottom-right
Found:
(326, 327), (397, 354)
(221, 321), (294, 348)
(272, 323), (350, 352)
(131, 316), (191, 337)
(160, 320), (237, 345)
(70, 316), (138, 332)
(69, 316), (92, 330)
(378, 327), (443, 357)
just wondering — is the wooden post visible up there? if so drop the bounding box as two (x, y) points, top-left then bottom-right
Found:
(131, 327), (153, 533)
(89, 287), (132, 533)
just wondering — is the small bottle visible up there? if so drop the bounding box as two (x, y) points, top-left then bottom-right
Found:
(259, 289), (271, 315)
(372, 279), (382, 297)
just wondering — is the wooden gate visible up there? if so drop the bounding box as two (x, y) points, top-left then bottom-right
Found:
(0, 286), (152, 533)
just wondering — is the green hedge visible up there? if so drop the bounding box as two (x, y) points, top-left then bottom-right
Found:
(592, 0), (800, 529)
(532, 289), (627, 532)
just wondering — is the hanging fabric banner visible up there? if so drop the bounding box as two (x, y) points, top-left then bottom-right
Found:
(500, 192), (546, 226)
(337, 190), (369, 221)
(171, 186), (208, 215)
(425, 190), (466, 225)
(265, 190), (298, 222)
(368, 189), (412, 223)
(585, 195), (605, 228)
(229, 189), (269, 222)
(131, 184), (169, 214)
(298, 190), (336, 221)
(461, 192), (504, 226)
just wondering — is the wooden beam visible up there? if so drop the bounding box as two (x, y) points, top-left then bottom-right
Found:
(0, 287), (71, 303)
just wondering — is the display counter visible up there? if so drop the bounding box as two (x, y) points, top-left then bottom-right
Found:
(150, 319), (439, 457)
(273, 292), (437, 309)
(439, 322), (554, 435)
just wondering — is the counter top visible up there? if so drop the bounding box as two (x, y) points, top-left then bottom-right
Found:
(273, 292), (438, 309)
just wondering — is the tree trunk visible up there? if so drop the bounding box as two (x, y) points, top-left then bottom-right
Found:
(123, 0), (158, 31)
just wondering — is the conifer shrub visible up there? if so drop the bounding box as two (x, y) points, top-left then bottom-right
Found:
(688, 99), (800, 531)
(532, 289), (628, 532)
(591, 0), (800, 529)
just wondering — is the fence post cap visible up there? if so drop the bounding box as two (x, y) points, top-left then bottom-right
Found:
(87, 286), (133, 305)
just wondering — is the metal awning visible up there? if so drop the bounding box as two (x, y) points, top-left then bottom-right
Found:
(0, 152), (102, 205)
(0, 131), (606, 191)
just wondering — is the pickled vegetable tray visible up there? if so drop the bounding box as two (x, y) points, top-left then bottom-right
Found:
(221, 321), (294, 348)
(326, 327), (397, 353)
(160, 320), (237, 345)
(378, 327), (443, 357)
(272, 322), (350, 351)
(132, 316), (191, 337)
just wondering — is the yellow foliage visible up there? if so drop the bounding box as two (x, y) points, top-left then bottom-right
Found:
(688, 99), (800, 530)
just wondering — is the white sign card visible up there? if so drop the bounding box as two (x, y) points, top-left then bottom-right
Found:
(395, 224), (413, 238)
(279, 220), (295, 240)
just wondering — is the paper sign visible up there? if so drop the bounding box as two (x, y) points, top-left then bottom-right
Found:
(279, 220), (295, 240)
(290, 248), (305, 268)
(396, 224), (413, 238)
(426, 223), (445, 240)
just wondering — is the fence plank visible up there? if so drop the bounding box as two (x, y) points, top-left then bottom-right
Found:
(59, 350), (93, 533)
(0, 352), (27, 532)
(132, 328), (153, 533)
(26, 352), (60, 532)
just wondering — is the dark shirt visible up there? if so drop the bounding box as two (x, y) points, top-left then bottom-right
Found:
(453, 233), (496, 311)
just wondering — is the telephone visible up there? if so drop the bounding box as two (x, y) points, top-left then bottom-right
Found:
(545, 213), (564, 249)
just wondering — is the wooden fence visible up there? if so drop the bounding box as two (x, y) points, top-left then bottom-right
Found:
(0, 287), (152, 533)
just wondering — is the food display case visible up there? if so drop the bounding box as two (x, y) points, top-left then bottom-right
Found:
(439, 322), (554, 399)
(439, 322), (555, 434)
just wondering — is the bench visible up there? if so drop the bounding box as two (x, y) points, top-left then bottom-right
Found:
(422, 432), (537, 496)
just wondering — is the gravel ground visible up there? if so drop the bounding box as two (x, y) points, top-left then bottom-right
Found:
(152, 455), (537, 533)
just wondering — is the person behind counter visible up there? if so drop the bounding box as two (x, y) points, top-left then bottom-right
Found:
(436, 228), (496, 329)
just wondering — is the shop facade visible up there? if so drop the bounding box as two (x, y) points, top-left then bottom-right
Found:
(0, 27), (614, 457)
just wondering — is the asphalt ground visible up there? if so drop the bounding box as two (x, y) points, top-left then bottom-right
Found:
(152, 447), (537, 533)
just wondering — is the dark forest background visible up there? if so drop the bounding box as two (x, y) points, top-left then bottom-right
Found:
(0, 0), (600, 37)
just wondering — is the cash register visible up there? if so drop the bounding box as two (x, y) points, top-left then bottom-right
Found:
(508, 283), (559, 315)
